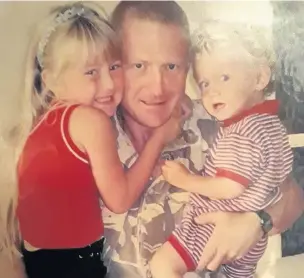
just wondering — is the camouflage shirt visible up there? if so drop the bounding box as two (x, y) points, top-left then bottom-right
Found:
(103, 100), (221, 278)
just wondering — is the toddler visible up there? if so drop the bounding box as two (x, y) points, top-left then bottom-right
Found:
(150, 20), (293, 278)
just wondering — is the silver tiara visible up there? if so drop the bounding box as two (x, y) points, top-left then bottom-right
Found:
(37, 6), (94, 69)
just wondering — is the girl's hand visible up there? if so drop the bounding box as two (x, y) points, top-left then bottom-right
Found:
(180, 94), (193, 121)
(153, 105), (182, 144)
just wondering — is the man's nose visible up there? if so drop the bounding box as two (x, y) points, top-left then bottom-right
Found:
(148, 66), (164, 97)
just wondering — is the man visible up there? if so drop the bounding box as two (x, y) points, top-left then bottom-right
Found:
(102, 1), (304, 277)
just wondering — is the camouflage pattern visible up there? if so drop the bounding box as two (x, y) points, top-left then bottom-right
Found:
(102, 100), (224, 278)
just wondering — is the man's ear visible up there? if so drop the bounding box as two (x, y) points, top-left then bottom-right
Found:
(256, 64), (271, 91)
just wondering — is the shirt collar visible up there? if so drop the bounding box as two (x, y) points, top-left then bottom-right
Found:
(222, 100), (279, 127)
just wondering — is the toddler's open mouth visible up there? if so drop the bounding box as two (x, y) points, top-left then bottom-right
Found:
(213, 103), (225, 110)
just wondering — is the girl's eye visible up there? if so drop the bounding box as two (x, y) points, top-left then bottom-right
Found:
(221, 74), (230, 82)
(85, 69), (98, 76)
(110, 63), (122, 71)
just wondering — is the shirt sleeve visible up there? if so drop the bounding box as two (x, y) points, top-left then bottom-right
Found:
(213, 133), (264, 187)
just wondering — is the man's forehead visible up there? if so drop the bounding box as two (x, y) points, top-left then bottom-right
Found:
(121, 16), (182, 38)
(121, 16), (189, 63)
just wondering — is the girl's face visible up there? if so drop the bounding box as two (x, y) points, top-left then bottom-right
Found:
(45, 53), (123, 117)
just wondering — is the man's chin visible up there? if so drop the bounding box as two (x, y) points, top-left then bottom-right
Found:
(121, 106), (172, 128)
(137, 114), (171, 129)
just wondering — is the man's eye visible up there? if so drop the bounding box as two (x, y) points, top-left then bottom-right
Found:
(167, 63), (177, 70)
(134, 63), (143, 69)
(221, 74), (230, 81)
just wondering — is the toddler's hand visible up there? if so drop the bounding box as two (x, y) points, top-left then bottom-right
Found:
(161, 160), (190, 188)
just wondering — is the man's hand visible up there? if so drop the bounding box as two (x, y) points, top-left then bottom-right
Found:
(268, 176), (304, 234)
(161, 161), (190, 188)
(195, 211), (263, 271)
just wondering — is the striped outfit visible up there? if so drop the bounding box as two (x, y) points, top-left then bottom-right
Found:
(168, 100), (293, 277)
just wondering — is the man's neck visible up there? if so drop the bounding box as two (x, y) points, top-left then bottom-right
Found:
(122, 112), (154, 153)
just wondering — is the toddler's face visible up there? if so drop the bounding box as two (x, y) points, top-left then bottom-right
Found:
(193, 46), (265, 121)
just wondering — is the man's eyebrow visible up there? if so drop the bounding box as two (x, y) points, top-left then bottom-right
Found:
(165, 58), (188, 65)
(124, 58), (147, 63)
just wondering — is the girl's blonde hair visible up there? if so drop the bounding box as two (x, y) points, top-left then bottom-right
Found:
(1, 1), (120, 260)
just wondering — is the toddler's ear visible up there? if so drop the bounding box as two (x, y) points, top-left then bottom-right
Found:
(256, 64), (271, 91)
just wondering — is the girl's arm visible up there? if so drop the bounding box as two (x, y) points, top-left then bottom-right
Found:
(70, 106), (179, 213)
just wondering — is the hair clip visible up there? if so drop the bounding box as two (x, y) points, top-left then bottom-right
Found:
(37, 6), (93, 68)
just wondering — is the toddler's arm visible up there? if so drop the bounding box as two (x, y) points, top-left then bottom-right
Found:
(162, 161), (244, 199)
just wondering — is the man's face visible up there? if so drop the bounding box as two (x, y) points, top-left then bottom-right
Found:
(120, 17), (189, 128)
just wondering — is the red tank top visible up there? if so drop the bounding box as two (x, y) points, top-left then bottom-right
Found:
(17, 104), (103, 249)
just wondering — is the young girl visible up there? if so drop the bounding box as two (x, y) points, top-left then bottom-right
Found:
(150, 20), (293, 278)
(7, 2), (181, 278)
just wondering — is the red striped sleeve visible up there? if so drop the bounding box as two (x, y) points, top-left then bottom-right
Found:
(213, 133), (263, 187)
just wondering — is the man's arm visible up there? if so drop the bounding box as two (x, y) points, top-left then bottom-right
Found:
(195, 175), (304, 272)
(267, 175), (304, 235)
